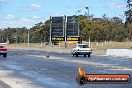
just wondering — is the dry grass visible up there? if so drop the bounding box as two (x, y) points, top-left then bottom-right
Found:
(90, 41), (132, 49)
(2, 41), (132, 50)
(58, 41), (132, 49)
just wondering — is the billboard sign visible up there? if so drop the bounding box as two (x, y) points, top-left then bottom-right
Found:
(51, 17), (64, 37)
(66, 16), (79, 37)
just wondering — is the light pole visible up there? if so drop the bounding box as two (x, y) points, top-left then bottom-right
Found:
(50, 16), (52, 46)
(85, 7), (89, 19)
(64, 15), (67, 48)
(78, 10), (81, 15)
(15, 27), (18, 47)
(85, 7), (91, 47)
(27, 29), (30, 47)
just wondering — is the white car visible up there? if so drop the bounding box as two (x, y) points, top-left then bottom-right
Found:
(71, 44), (92, 57)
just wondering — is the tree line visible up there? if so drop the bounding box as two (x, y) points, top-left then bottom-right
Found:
(0, 0), (132, 43)
(0, 20), (50, 43)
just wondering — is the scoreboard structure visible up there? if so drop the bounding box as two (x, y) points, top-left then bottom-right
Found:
(66, 16), (80, 41)
(50, 16), (80, 42)
(50, 16), (65, 41)
(66, 16), (79, 37)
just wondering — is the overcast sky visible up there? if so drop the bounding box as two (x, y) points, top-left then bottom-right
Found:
(0, 0), (127, 28)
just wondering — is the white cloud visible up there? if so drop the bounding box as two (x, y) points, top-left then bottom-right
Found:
(0, 17), (33, 28)
(55, 12), (65, 16)
(16, 17), (40, 28)
(0, 0), (7, 2)
(32, 16), (40, 20)
(31, 4), (41, 8)
(0, 0), (10, 3)
(1, 16), (43, 28)
(20, 18), (31, 22)
(24, 3), (41, 11)
(108, 3), (126, 8)
(18, 18), (33, 27)
(4, 15), (15, 20)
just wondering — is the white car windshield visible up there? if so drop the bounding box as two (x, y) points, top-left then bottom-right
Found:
(78, 45), (89, 48)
